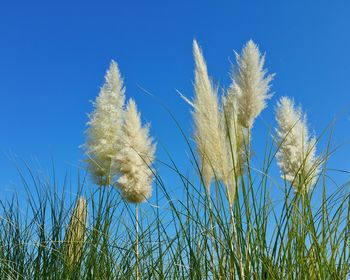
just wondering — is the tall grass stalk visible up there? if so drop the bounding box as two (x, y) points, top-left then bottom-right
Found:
(135, 203), (139, 280)
(0, 119), (349, 279)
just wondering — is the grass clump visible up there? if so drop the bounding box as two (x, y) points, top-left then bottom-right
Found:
(0, 39), (349, 279)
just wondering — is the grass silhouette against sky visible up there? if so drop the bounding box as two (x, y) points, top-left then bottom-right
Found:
(0, 2), (350, 279)
(0, 0), (350, 198)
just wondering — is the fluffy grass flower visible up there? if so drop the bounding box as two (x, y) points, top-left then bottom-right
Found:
(221, 89), (244, 204)
(233, 40), (274, 129)
(65, 197), (88, 268)
(83, 60), (125, 186)
(275, 96), (320, 192)
(115, 99), (156, 203)
(191, 40), (228, 193)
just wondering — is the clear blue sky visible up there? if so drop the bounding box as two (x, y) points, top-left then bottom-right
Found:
(1, 1), (350, 199)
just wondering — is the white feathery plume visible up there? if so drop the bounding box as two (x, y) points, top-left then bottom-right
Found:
(191, 40), (229, 193)
(221, 89), (244, 204)
(65, 197), (88, 268)
(115, 99), (156, 203)
(83, 60), (125, 186)
(275, 97), (320, 192)
(222, 88), (245, 276)
(234, 40), (274, 129)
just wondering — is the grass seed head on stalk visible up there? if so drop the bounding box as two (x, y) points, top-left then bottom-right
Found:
(83, 60), (126, 186)
(275, 96), (320, 193)
(115, 99), (156, 203)
(234, 40), (274, 130)
(65, 197), (88, 268)
(221, 89), (245, 205)
(192, 40), (228, 194)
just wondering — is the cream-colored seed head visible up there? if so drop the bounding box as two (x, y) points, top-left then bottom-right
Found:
(65, 197), (88, 267)
(275, 97), (319, 192)
(83, 60), (125, 186)
(115, 99), (156, 203)
(221, 88), (244, 204)
(234, 40), (274, 129)
(192, 40), (228, 193)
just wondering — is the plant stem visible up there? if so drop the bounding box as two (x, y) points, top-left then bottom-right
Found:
(230, 204), (244, 280)
(136, 204), (139, 280)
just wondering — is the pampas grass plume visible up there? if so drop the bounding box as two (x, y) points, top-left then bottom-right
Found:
(192, 40), (228, 193)
(275, 96), (320, 192)
(234, 40), (274, 129)
(65, 197), (88, 268)
(221, 90), (244, 204)
(116, 99), (156, 203)
(83, 60), (125, 186)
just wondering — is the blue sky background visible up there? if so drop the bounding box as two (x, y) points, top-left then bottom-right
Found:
(0, 1), (350, 201)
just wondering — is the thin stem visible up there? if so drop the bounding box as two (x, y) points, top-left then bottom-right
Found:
(230, 204), (244, 280)
(207, 197), (220, 278)
(135, 204), (139, 280)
